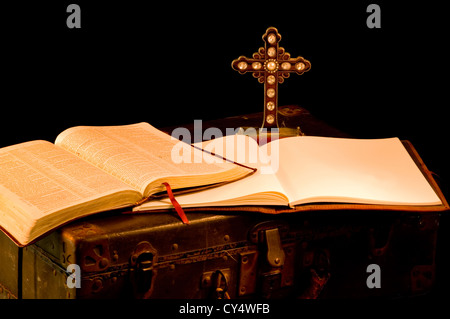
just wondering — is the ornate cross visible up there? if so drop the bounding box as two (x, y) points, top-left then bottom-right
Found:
(232, 27), (311, 131)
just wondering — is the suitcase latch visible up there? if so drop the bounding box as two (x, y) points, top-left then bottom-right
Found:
(249, 221), (288, 267)
(240, 223), (291, 297)
(264, 228), (285, 268)
(130, 241), (157, 298)
(201, 269), (231, 299)
(260, 228), (286, 297)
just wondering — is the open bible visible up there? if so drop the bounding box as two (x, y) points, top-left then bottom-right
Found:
(0, 123), (254, 246)
(135, 134), (446, 213)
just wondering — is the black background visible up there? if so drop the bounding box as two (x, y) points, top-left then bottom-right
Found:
(2, 1), (448, 179)
(2, 0), (450, 300)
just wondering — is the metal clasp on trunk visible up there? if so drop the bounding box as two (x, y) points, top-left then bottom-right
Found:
(239, 222), (293, 297)
(130, 241), (157, 299)
(265, 228), (285, 268)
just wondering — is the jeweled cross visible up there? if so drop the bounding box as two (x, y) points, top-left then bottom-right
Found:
(232, 27), (311, 130)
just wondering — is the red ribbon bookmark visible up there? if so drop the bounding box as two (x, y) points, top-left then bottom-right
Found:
(162, 182), (189, 225)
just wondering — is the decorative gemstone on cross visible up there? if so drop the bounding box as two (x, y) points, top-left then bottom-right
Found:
(232, 27), (311, 130)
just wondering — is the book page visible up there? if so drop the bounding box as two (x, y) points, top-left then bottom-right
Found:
(270, 136), (442, 206)
(0, 140), (141, 245)
(55, 123), (251, 196)
(135, 134), (288, 210)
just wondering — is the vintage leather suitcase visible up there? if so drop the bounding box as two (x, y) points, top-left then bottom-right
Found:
(11, 209), (441, 299)
(0, 107), (448, 299)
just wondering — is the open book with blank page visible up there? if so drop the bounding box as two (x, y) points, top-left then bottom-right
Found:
(0, 123), (254, 246)
(135, 134), (448, 213)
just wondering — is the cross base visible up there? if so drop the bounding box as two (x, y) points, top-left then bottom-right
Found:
(236, 104), (306, 143)
(236, 126), (304, 145)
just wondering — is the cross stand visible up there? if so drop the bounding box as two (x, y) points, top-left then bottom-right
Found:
(232, 27), (311, 141)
